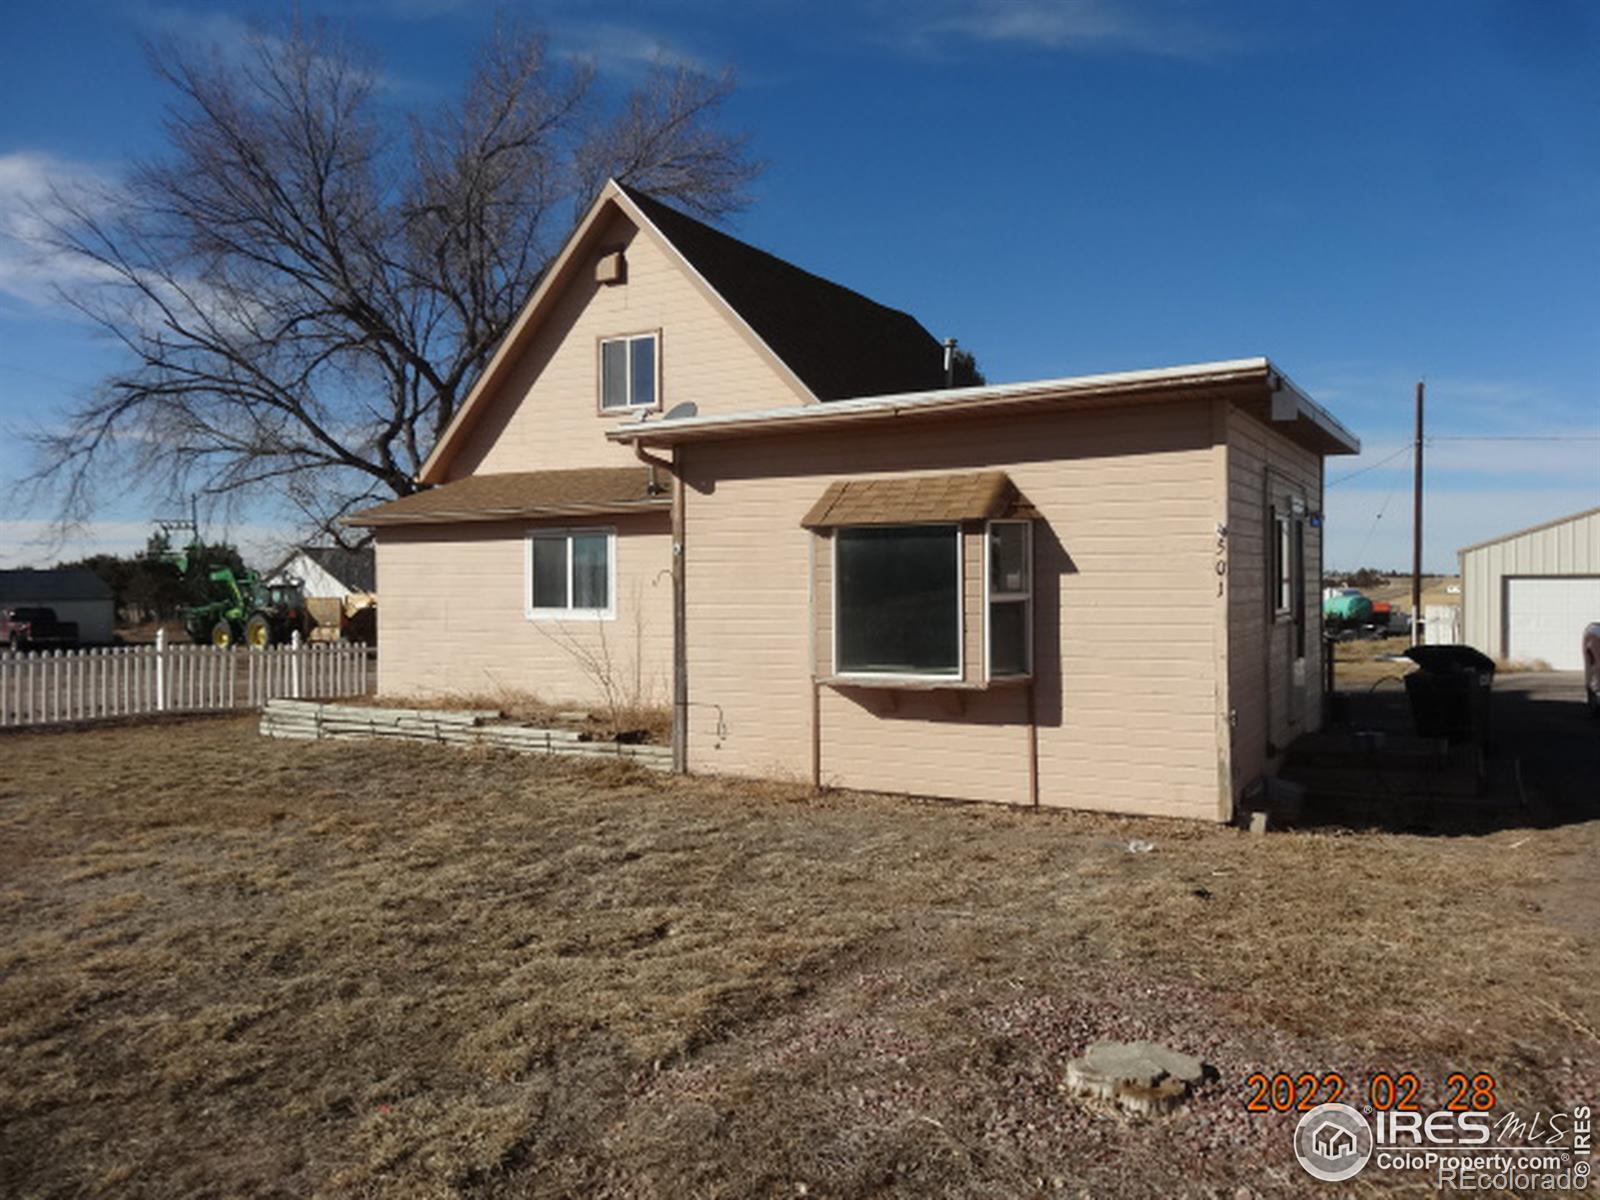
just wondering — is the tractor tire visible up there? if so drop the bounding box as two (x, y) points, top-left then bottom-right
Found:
(245, 614), (273, 649)
(211, 620), (235, 648)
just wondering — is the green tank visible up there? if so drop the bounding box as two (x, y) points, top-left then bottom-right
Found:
(1323, 590), (1374, 623)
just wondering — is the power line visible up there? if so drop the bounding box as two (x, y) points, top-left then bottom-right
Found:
(1327, 431), (1600, 488)
(1428, 434), (1600, 441)
(1327, 444), (1411, 487)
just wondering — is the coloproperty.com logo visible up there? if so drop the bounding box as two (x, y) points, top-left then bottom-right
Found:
(1293, 1104), (1374, 1182)
(1292, 1101), (1594, 1190)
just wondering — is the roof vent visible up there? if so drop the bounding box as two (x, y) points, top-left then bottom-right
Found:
(943, 338), (958, 387)
(596, 250), (626, 286)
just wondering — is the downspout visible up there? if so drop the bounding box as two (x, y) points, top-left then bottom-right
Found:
(632, 440), (687, 774)
(671, 455), (687, 775)
(1027, 519), (1039, 808)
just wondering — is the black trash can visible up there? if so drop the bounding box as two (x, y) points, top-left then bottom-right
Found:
(1402, 645), (1496, 747)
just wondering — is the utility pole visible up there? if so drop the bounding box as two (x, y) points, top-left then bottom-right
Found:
(1411, 380), (1425, 647)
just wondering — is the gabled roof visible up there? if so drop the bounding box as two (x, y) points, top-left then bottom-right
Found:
(278, 546), (376, 592)
(348, 467), (669, 528)
(616, 184), (945, 403)
(0, 568), (114, 604)
(417, 180), (946, 484)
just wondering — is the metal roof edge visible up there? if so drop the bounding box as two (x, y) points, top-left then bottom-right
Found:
(608, 358), (1276, 444)
(1265, 363), (1361, 455)
(1456, 504), (1600, 556)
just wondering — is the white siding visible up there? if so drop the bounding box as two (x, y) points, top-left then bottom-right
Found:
(1460, 508), (1600, 659)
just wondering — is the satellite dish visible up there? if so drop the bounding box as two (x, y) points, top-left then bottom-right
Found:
(663, 401), (698, 421)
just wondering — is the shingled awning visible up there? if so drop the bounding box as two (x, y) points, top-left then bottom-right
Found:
(800, 471), (1033, 529)
(347, 467), (670, 528)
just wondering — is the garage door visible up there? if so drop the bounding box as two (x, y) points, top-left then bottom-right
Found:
(1505, 577), (1600, 670)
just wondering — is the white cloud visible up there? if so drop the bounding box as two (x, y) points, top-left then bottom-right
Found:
(0, 519), (294, 571)
(892, 0), (1242, 58)
(554, 21), (711, 76)
(0, 151), (123, 311)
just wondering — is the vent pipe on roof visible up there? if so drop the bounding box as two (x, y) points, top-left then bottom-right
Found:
(943, 338), (958, 388)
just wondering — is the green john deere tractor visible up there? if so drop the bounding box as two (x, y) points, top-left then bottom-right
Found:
(181, 564), (311, 649)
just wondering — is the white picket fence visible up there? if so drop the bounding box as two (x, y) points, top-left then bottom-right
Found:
(0, 631), (373, 728)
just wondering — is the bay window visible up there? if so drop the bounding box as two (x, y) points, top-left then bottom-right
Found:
(804, 470), (1038, 688)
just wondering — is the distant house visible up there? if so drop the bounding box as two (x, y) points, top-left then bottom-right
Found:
(267, 546), (376, 601)
(1459, 505), (1600, 670)
(0, 569), (115, 644)
(350, 180), (1360, 821)
(267, 546), (376, 644)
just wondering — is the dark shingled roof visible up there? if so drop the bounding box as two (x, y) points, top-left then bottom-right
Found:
(620, 184), (947, 402)
(349, 467), (670, 527)
(0, 568), (114, 604)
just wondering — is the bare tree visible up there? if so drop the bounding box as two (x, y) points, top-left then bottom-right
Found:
(28, 19), (759, 541)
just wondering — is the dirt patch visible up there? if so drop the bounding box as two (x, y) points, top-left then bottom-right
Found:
(1, 719), (1596, 1197)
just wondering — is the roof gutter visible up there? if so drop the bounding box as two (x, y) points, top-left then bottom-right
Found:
(608, 357), (1359, 456)
(607, 358), (1278, 447)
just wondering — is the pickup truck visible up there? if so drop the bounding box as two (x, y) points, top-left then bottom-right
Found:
(1, 606), (80, 650)
(1586, 622), (1600, 717)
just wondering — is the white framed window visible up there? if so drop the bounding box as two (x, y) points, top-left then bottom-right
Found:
(832, 523), (962, 679)
(986, 520), (1032, 678)
(525, 527), (616, 620)
(1271, 506), (1293, 617)
(599, 332), (659, 411)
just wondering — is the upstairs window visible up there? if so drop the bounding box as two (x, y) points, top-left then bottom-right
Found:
(987, 520), (1032, 677)
(835, 524), (961, 677)
(600, 333), (658, 411)
(527, 528), (615, 619)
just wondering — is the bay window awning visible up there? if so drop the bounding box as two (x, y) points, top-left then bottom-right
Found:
(800, 470), (1034, 529)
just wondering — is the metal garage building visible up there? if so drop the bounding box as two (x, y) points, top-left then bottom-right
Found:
(1459, 506), (1600, 670)
(0, 568), (116, 645)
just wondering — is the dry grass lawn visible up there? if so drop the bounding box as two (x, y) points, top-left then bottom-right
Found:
(2, 718), (1597, 1197)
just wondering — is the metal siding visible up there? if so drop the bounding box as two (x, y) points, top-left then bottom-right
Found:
(1460, 510), (1600, 658)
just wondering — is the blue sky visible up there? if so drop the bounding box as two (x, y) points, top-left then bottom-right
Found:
(1, 0), (1596, 571)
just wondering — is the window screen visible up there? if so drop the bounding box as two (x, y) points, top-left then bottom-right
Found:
(988, 521), (1032, 677)
(630, 337), (656, 408)
(571, 532), (609, 610)
(835, 525), (960, 675)
(531, 536), (569, 609)
(600, 339), (629, 410)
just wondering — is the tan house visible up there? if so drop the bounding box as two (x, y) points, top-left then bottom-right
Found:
(352, 180), (1360, 821)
